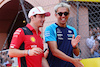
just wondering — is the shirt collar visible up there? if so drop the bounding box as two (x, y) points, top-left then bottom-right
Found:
(26, 23), (41, 35)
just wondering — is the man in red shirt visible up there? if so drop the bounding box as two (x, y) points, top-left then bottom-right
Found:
(8, 6), (50, 67)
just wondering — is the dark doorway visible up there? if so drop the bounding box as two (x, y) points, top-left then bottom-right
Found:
(6, 1), (33, 49)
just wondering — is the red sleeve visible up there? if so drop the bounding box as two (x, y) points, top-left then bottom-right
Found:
(9, 28), (24, 49)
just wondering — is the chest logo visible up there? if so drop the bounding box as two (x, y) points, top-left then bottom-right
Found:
(57, 28), (62, 33)
(31, 45), (37, 48)
(68, 30), (72, 33)
(31, 37), (35, 42)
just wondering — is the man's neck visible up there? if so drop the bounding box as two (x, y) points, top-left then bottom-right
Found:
(56, 22), (66, 28)
(29, 23), (39, 35)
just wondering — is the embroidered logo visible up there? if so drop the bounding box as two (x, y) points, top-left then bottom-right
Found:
(45, 31), (50, 37)
(57, 28), (63, 40)
(31, 37), (35, 42)
(68, 30), (72, 33)
(31, 45), (37, 48)
(57, 28), (62, 33)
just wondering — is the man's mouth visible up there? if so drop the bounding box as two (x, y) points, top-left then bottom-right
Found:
(61, 18), (66, 21)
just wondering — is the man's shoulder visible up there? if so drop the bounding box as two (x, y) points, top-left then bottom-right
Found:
(67, 25), (76, 30)
(15, 28), (23, 33)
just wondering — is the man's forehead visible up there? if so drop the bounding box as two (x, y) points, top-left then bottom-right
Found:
(57, 7), (69, 12)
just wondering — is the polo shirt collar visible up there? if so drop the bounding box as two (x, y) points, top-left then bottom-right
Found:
(26, 23), (41, 35)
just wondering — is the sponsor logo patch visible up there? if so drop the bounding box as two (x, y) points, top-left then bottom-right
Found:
(31, 45), (37, 48)
(68, 30), (72, 33)
(31, 37), (35, 42)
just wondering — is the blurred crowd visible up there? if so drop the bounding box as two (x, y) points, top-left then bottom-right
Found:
(0, 51), (13, 67)
(0, 46), (17, 67)
(86, 27), (100, 58)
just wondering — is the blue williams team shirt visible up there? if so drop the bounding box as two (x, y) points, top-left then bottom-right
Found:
(44, 23), (77, 67)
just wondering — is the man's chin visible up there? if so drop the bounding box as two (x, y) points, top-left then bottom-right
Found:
(39, 26), (43, 27)
(61, 22), (66, 25)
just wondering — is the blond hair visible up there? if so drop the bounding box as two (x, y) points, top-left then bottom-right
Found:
(54, 2), (70, 13)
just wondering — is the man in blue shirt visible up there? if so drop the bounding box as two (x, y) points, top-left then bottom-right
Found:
(45, 2), (84, 67)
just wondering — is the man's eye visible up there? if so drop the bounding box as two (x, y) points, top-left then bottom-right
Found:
(41, 16), (45, 18)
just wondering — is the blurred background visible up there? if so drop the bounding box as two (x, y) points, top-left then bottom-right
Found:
(0, 0), (100, 66)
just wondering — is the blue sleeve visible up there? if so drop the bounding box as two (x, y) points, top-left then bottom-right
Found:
(73, 28), (77, 37)
(44, 26), (56, 42)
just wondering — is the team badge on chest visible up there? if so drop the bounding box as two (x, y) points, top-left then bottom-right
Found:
(31, 37), (36, 42)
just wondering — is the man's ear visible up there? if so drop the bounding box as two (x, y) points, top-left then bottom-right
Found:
(30, 16), (33, 19)
(55, 13), (57, 18)
(30, 16), (35, 20)
(67, 13), (70, 17)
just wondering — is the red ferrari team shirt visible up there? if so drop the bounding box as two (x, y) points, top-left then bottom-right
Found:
(10, 24), (44, 67)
